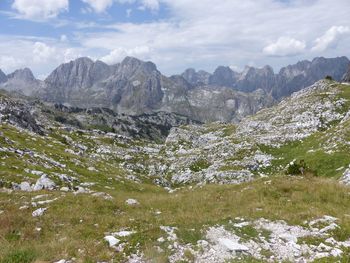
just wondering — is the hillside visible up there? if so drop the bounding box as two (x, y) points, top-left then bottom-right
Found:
(1, 80), (350, 262)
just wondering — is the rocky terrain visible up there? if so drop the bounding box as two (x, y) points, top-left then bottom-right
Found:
(1, 79), (350, 262)
(0, 56), (348, 123)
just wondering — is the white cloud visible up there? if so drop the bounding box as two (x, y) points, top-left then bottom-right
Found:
(78, 0), (350, 74)
(63, 48), (83, 62)
(33, 42), (58, 63)
(12, 0), (68, 20)
(100, 46), (151, 64)
(263, 37), (306, 57)
(139, 0), (159, 11)
(81, 0), (114, 13)
(3, 0), (350, 76)
(80, 0), (159, 13)
(311, 26), (350, 52)
(0, 56), (25, 73)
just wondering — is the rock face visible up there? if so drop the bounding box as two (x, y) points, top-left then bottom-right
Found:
(41, 57), (113, 105)
(342, 65), (350, 82)
(37, 56), (273, 122)
(0, 92), (45, 135)
(0, 68), (43, 96)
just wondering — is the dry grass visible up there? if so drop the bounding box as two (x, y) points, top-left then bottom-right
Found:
(1, 175), (350, 262)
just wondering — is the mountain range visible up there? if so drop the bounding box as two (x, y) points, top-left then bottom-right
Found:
(0, 56), (349, 122)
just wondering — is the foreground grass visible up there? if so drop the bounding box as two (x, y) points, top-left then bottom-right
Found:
(1, 175), (349, 262)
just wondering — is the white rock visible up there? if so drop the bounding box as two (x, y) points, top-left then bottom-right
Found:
(19, 182), (32, 191)
(126, 199), (139, 205)
(319, 223), (339, 233)
(32, 207), (47, 217)
(54, 260), (70, 263)
(233, 221), (250, 228)
(330, 248), (342, 257)
(33, 175), (56, 191)
(218, 238), (249, 252)
(104, 235), (120, 247)
(157, 237), (165, 243)
(113, 231), (135, 237)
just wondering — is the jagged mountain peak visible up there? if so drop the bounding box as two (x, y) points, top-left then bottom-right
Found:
(44, 56), (111, 87)
(72, 56), (94, 64)
(120, 56), (157, 73)
(8, 67), (35, 81)
(181, 68), (210, 86)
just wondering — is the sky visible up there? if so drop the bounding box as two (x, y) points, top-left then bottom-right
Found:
(0, 0), (349, 79)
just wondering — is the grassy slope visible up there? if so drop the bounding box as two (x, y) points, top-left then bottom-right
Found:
(257, 83), (350, 178)
(1, 176), (350, 262)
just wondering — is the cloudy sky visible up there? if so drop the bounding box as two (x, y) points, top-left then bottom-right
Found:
(0, 0), (349, 79)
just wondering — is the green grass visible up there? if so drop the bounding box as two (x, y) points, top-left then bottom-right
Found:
(1, 249), (36, 263)
(258, 121), (350, 178)
(189, 159), (211, 172)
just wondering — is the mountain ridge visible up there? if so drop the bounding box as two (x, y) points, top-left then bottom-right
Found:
(0, 56), (349, 123)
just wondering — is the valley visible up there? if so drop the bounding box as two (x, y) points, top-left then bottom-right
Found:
(1, 77), (350, 262)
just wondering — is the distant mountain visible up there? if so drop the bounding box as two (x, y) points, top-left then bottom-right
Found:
(0, 68), (43, 96)
(181, 68), (210, 86)
(0, 56), (348, 123)
(35, 56), (272, 122)
(273, 56), (350, 98)
(181, 56), (349, 98)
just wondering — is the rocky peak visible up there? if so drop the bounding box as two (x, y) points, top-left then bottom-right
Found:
(235, 65), (275, 93)
(181, 68), (211, 86)
(0, 69), (7, 84)
(182, 68), (197, 82)
(209, 66), (237, 87)
(278, 60), (311, 79)
(309, 56), (350, 80)
(45, 57), (111, 89)
(8, 68), (35, 82)
(117, 56), (157, 77)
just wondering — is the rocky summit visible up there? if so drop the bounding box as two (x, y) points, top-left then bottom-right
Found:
(1, 77), (350, 262)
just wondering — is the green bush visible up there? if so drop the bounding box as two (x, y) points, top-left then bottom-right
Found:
(325, 75), (333, 80)
(286, 160), (306, 175)
(189, 159), (211, 172)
